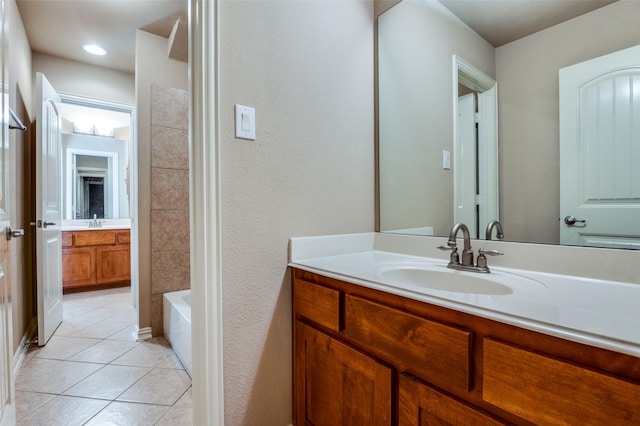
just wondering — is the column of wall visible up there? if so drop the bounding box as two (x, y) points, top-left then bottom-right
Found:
(149, 84), (190, 335)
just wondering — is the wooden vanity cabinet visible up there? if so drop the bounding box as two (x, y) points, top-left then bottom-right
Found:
(292, 268), (640, 426)
(62, 229), (131, 293)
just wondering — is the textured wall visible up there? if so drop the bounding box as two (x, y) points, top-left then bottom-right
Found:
(32, 53), (134, 105)
(149, 85), (190, 335)
(219, 1), (375, 424)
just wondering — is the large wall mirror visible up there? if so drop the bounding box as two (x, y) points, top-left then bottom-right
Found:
(59, 95), (133, 220)
(378, 0), (640, 249)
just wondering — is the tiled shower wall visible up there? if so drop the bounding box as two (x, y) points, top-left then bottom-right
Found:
(150, 85), (190, 335)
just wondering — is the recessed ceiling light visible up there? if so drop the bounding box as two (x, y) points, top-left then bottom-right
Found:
(83, 44), (107, 56)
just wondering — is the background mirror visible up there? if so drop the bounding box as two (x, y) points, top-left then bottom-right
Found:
(378, 0), (640, 249)
(60, 100), (131, 220)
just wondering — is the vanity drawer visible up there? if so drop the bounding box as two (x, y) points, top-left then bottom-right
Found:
(75, 231), (116, 246)
(116, 231), (130, 244)
(344, 294), (472, 392)
(483, 339), (640, 424)
(62, 232), (74, 248)
(293, 279), (341, 332)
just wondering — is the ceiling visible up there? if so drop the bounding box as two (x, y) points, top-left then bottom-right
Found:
(16, 0), (188, 74)
(439, 0), (618, 47)
(17, 0), (618, 73)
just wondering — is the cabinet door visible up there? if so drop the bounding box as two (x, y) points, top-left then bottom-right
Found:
(96, 245), (130, 284)
(295, 322), (392, 426)
(399, 374), (506, 426)
(62, 247), (96, 288)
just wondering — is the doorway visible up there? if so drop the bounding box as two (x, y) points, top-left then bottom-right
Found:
(57, 94), (138, 308)
(452, 55), (499, 239)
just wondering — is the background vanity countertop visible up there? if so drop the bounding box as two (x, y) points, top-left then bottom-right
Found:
(289, 233), (640, 358)
(61, 219), (132, 231)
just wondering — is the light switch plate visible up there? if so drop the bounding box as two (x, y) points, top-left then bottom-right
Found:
(443, 150), (451, 170)
(235, 104), (256, 140)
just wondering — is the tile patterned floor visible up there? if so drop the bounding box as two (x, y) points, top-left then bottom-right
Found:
(15, 287), (192, 425)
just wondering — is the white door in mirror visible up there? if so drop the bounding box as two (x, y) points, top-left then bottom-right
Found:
(235, 104), (256, 140)
(559, 44), (640, 249)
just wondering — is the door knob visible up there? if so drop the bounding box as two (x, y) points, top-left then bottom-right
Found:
(564, 215), (586, 226)
(5, 227), (24, 241)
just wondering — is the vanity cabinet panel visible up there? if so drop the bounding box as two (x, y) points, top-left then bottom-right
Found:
(293, 278), (341, 332)
(62, 229), (131, 293)
(483, 339), (640, 425)
(62, 247), (96, 286)
(295, 322), (392, 426)
(344, 294), (472, 392)
(398, 374), (507, 426)
(96, 245), (131, 284)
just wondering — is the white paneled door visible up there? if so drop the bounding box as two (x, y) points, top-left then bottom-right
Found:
(456, 93), (477, 236)
(560, 45), (640, 249)
(35, 73), (63, 345)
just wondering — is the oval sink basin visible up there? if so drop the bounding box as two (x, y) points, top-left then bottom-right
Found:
(381, 267), (513, 295)
(374, 262), (545, 296)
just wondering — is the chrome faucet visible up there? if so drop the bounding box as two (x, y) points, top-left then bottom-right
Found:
(89, 214), (102, 228)
(485, 220), (504, 241)
(438, 223), (503, 273)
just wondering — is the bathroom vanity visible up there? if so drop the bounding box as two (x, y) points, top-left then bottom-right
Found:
(290, 233), (640, 425)
(62, 229), (131, 293)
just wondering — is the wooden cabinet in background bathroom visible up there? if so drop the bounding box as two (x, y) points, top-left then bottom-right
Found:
(62, 229), (131, 293)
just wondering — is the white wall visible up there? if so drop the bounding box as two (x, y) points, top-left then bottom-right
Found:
(219, 1), (375, 423)
(496, 0), (640, 244)
(32, 52), (134, 105)
(378, 0), (495, 236)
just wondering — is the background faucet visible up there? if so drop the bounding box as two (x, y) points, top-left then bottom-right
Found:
(485, 220), (504, 241)
(89, 214), (102, 228)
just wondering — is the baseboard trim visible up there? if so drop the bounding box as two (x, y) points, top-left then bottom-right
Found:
(136, 326), (152, 341)
(13, 318), (37, 377)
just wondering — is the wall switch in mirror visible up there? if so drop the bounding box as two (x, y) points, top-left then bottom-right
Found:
(443, 150), (451, 170)
(235, 104), (256, 140)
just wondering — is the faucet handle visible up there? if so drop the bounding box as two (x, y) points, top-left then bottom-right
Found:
(437, 245), (454, 251)
(478, 248), (504, 256)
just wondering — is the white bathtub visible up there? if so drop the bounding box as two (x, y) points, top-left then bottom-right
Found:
(163, 289), (192, 376)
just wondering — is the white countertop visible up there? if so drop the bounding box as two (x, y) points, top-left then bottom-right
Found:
(61, 219), (131, 231)
(289, 233), (640, 358)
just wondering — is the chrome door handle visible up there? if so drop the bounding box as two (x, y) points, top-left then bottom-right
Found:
(564, 215), (586, 226)
(6, 227), (24, 241)
(38, 220), (56, 229)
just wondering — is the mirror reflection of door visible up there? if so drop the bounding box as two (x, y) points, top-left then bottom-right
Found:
(453, 56), (499, 240)
(560, 44), (640, 249)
